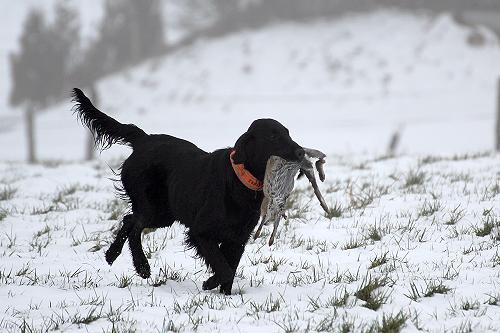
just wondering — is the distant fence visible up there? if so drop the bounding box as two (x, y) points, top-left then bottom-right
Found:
(496, 78), (500, 151)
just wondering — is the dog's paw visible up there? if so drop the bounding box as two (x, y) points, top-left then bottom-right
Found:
(135, 263), (151, 279)
(202, 275), (219, 290)
(219, 282), (233, 296)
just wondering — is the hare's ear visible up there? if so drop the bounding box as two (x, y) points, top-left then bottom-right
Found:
(232, 132), (250, 164)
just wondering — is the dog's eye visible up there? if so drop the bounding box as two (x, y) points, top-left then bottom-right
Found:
(269, 134), (278, 141)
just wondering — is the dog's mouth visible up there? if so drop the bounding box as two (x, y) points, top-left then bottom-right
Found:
(278, 145), (305, 163)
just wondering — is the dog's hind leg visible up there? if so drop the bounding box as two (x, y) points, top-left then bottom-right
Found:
(128, 217), (151, 279)
(105, 214), (134, 266)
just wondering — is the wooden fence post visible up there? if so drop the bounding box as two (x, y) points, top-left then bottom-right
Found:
(496, 78), (500, 151)
(25, 105), (36, 163)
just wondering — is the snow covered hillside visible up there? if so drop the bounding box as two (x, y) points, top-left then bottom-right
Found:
(0, 153), (499, 332)
(1, 10), (500, 161)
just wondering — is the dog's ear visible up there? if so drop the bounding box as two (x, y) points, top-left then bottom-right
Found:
(233, 132), (250, 164)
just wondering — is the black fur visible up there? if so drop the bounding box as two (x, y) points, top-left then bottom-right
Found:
(72, 88), (146, 149)
(71, 88), (304, 295)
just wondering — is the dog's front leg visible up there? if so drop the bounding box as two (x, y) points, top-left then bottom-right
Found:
(202, 241), (246, 294)
(187, 233), (234, 295)
(218, 241), (245, 293)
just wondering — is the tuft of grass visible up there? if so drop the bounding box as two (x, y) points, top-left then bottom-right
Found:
(325, 202), (343, 219)
(418, 200), (442, 217)
(474, 215), (499, 237)
(355, 275), (389, 310)
(249, 294), (282, 315)
(116, 274), (133, 288)
(336, 318), (355, 333)
(249, 275), (264, 288)
(369, 252), (389, 269)
(363, 291), (390, 311)
(144, 233), (168, 259)
(404, 170), (425, 188)
(342, 237), (366, 250)
(419, 156), (443, 165)
(88, 240), (106, 253)
(289, 235), (305, 249)
(406, 280), (451, 300)
(284, 188), (311, 221)
(106, 198), (128, 221)
(71, 307), (102, 326)
(35, 225), (51, 237)
(366, 224), (385, 242)
(274, 315), (300, 333)
(329, 269), (360, 284)
(30, 204), (57, 215)
(445, 205), (465, 225)
(484, 293), (499, 306)
(451, 152), (491, 161)
(0, 208), (7, 222)
(47, 185), (87, 212)
(347, 183), (388, 210)
(266, 257), (287, 273)
(284, 189), (310, 220)
(493, 253), (500, 267)
(18, 318), (60, 333)
(160, 319), (184, 333)
(367, 228), (382, 241)
(482, 207), (494, 216)
(152, 265), (187, 287)
(29, 228), (51, 255)
(367, 311), (408, 333)
(326, 289), (350, 308)
(442, 265), (460, 280)
(460, 299), (480, 311)
(0, 186), (16, 201)
(314, 314), (355, 332)
(365, 218), (393, 242)
(314, 314), (337, 332)
(449, 321), (473, 333)
(481, 181), (500, 200)
(308, 289), (350, 312)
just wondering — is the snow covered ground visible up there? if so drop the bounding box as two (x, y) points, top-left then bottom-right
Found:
(1, 10), (500, 161)
(0, 153), (499, 332)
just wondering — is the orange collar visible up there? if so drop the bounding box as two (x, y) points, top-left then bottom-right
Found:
(229, 150), (263, 191)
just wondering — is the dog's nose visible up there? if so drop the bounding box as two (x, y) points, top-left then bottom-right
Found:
(295, 148), (305, 160)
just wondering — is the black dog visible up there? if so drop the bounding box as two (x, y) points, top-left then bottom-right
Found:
(71, 88), (304, 294)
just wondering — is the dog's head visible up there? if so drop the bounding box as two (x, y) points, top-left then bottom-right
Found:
(232, 119), (304, 179)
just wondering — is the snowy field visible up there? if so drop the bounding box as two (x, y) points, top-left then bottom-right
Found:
(1, 10), (500, 160)
(0, 152), (499, 332)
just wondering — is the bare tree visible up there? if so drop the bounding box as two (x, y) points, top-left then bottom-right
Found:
(496, 78), (500, 151)
(9, 11), (47, 163)
(10, 3), (80, 163)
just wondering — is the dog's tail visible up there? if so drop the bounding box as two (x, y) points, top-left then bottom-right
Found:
(71, 88), (147, 150)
